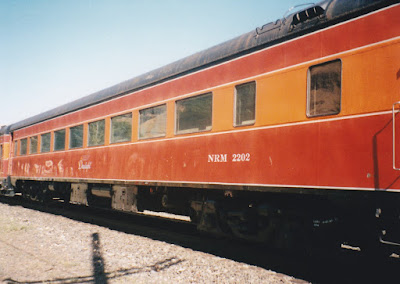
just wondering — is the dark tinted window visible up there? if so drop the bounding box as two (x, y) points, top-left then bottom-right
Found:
(307, 60), (341, 117)
(41, 133), (51, 153)
(235, 81), (256, 126)
(176, 93), (212, 134)
(88, 120), (105, 146)
(70, 125), (83, 149)
(20, 138), (27, 155)
(54, 129), (66, 151)
(111, 113), (132, 143)
(139, 104), (167, 139)
(29, 136), (38, 154)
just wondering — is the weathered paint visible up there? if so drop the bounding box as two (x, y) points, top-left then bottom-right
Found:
(8, 3), (400, 193)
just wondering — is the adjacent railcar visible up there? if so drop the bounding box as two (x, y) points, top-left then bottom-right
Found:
(2, 0), (400, 253)
(0, 126), (12, 194)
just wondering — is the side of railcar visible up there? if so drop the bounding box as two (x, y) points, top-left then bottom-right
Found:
(10, 3), (400, 187)
(6, 1), (400, 252)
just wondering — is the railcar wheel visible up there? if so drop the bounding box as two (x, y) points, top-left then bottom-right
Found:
(20, 182), (49, 203)
(29, 184), (39, 201)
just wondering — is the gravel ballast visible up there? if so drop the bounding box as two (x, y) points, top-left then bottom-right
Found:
(0, 202), (307, 283)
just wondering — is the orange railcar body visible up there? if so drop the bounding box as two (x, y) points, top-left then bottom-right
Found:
(9, 4), (400, 193)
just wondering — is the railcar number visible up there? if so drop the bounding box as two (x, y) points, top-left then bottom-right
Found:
(208, 153), (250, 163)
(232, 153), (250, 162)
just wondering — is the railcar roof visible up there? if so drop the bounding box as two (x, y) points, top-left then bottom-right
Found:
(9, 0), (397, 132)
(0, 125), (11, 135)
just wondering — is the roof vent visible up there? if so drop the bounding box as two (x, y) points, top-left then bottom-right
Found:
(255, 19), (282, 36)
(291, 6), (325, 26)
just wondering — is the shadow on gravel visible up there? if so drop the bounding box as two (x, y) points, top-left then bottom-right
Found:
(92, 233), (108, 284)
(1, 197), (398, 284)
(3, 257), (184, 284)
(4, 231), (184, 284)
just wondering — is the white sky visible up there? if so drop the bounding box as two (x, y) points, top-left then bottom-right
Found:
(0, 0), (308, 126)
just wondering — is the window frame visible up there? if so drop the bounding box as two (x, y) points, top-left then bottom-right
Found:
(175, 92), (213, 135)
(138, 104), (167, 140)
(40, 132), (51, 153)
(29, 136), (38, 154)
(20, 138), (28, 156)
(88, 119), (106, 147)
(14, 141), (18, 157)
(54, 129), (66, 152)
(306, 59), (342, 118)
(234, 81), (256, 127)
(69, 124), (84, 149)
(110, 113), (133, 144)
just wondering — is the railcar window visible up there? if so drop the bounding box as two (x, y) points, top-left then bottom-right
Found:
(175, 93), (212, 134)
(235, 81), (256, 126)
(14, 141), (18, 156)
(139, 104), (167, 140)
(20, 138), (27, 155)
(29, 136), (38, 154)
(69, 125), (84, 149)
(111, 113), (132, 143)
(41, 132), (51, 153)
(54, 129), (66, 151)
(88, 119), (105, 146)
(307, 60), (341, 117)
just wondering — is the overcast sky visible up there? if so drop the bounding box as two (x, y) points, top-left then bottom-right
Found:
(0, 0), (309, 126)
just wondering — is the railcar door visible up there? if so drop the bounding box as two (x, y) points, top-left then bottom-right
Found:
(378, 101), (400, 248)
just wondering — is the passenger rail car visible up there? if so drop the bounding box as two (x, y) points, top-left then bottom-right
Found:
(1, 0), (400, 254)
